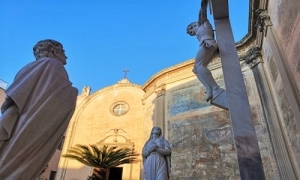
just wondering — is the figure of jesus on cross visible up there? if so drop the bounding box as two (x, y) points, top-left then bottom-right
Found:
(186, 0), (225, 102)
(197, 0), (266, 179)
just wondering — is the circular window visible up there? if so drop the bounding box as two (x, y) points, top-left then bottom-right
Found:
(110, 102), (129, 116)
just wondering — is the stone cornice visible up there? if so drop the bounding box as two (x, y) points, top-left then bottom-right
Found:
(92, 78), (142, 96)
(142, 59), (194, 90)
(254, 9), (272, 37)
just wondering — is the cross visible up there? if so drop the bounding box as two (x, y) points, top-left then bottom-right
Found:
(122, 68), (129, 79)
(209, 0), (265, 179)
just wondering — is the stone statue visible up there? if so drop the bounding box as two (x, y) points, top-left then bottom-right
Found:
(81, 85), (91, 96)
(142, 126), (171, 180)
(0, 39), (78, 179)
(187, 0), (224, 102)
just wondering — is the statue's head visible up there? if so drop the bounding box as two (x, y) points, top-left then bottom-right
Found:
(33, 39), (67, 65)
(151, 127), (162, 139)
(186, 22), (198, 36)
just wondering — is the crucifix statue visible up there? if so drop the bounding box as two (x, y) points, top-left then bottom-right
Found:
(189, 0), (266, 179)
(187, 0), (225, 102)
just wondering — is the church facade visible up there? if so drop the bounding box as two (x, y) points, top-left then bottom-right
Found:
(54, 0), (300, 179)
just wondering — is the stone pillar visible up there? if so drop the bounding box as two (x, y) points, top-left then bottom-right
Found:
(243, 47), (297, 179)
(154, 84), (166, 136)
(210, 0), (265, 179)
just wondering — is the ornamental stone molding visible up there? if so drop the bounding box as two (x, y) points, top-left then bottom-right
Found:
(87, 78), (142, 99)
(241, 47), (262, 68)
(254, 9), (272, 36)
(97, 128), (134, 149)
(154, 83), (166, 97)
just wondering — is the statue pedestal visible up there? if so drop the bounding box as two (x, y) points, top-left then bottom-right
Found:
(211, 90), (228, 110)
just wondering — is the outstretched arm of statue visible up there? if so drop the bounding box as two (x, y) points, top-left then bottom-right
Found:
(1, 96), (15, 114)
(198, 0), (208, 25)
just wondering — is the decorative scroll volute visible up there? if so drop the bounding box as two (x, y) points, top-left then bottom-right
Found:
(241, 47), (262, 68)
(254, 9), (272, 36)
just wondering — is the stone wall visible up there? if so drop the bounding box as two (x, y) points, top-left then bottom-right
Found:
(261, 39), (300, 178)
(268, 0), (300, 93)
(255, 0), (300, 178)
(165, 67), (276, 179)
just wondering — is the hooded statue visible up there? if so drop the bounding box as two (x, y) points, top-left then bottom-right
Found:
(142, 126), (172, 180)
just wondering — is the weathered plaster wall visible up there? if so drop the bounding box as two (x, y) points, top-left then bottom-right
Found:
(257, 0), (300, 177)
(268, 0), (300, 93)
(165, 65), (275, 179)
(261, 40), (300, 176)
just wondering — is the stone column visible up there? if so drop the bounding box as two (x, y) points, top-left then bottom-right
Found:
(154, 84), (166, 136)
(243, 47), (297, 179)
(210, 0), (265, 179)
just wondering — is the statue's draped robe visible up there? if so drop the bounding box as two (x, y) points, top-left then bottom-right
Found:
(143, 138), (171, 180)
(0, 58), (78, 180)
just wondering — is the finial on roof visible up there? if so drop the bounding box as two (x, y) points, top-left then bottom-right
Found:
(122, 68), (129, 79)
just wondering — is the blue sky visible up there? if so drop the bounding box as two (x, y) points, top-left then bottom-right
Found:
(0, 0), (249, 93)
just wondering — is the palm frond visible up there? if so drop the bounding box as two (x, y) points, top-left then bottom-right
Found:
(63, 144), (139, 169)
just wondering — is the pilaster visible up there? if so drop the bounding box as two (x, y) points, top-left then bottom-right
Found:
(154, 84), (166, 136)
(243, 47), (296, 179)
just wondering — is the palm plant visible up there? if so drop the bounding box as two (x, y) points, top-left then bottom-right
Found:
(62, 144), (139, 180)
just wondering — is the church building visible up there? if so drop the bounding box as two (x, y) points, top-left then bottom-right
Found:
(50, 0), (300, 179)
